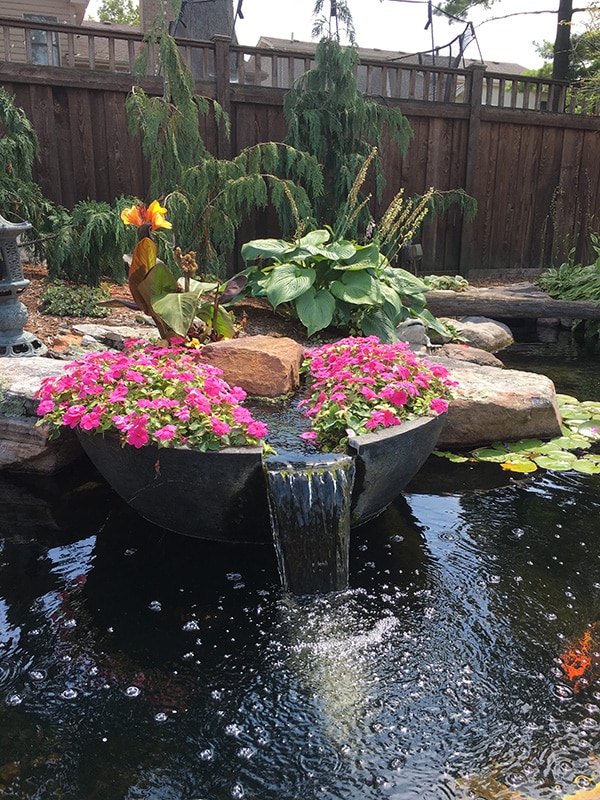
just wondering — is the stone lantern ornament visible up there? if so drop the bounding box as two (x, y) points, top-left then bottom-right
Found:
(0, 214), (46, 357)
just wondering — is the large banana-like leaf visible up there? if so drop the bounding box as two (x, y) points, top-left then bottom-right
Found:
(152, 289), (200, 338)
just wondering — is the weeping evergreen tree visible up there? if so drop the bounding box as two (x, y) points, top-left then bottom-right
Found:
(283, 36), (413, 235)
(126, 21), (323, 275)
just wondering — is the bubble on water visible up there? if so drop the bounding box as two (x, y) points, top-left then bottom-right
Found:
(389, 756), (406, 771)
(506, 771), (527, 786)
(231, 784), (244, 799)
(553, 684), (574, 700)
(61, 688), (78, 700)
(439, 531), (456, 541)
(154, 712), (168, 723)
(182, 651), (194, 660)
(237, 747), (254, 760)
(125, 686), (141, 698)
(513, 528), (525, 538)
(226, 573), (242, 582)
(488, 575), (501, 584)
(62, 618), (77, 629)
(124, 548), (136, 556)
(183, 620), (200, 632)
(28, 628), (42, 636)
(581, 717), (598, 729)
(574, 775), (594, 788)
(6, 693), (23, 706)
(545, 613), (558, 621)
(29, 669), (46, 682)
(148, 601), (162, 612)
(390, 534), (404, 542)
(211, 689), (223, 700)
(199, 748), (214, 761)
(225, 723), (242, 737)
(89, 666), (99, 676)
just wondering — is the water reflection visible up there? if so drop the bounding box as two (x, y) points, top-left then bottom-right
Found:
(2, 403), (600, 795)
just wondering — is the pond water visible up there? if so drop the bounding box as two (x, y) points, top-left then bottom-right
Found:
(2, 334), (600, 799)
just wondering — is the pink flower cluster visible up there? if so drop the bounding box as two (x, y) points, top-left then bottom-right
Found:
(299, 336), (454, 451)
(36, 343), (268, 451)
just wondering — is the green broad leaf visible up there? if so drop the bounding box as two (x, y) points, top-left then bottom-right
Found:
(297, 229), (331, 247)
(152, 260), (179, 295)
(328, 240), (357, 260)
(333, 242), (381, 270)
(241, 237), (295, 263)
(330, 270), (381, 305)
(386, 268), (429, 297)
(414, 307), (450, 337)
(533, 454), (577, 470)
(471, 448), (509, 463)
(504, 439), (544, 453)
(500, 459), (538, 473)
(295, 287), (336, 336)
(358, 309), (398, 343)
(572, 459), (600, 475)
(556, 393), (581, 405)
(152, 290), (199, 337)
(542, 434), (592, 450)
(433, 450), (470, 463)
(196, 302), (236, 339)
(378, 282), (404, 319)
(263, 264), (316, 308)
(181, 277), (219, 294)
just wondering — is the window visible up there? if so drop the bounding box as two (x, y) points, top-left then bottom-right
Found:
(25, 15), (60, 66)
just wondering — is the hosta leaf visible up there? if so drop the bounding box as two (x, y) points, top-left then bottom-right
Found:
(241, 238), (295, 263)
(330, 271), (380, 305)
(295, 287), (336, 336)
(264, 264), (316, 308)
(358, 309), (398, 343)
(297, 229), (331, 247)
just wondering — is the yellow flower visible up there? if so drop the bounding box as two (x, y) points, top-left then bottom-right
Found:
(120, 200), (172, 231)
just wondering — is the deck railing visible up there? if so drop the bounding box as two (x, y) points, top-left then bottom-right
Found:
(1, 16), (597, 115)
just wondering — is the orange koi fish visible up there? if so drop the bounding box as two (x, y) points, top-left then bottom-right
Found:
(560, 623), (598, 691)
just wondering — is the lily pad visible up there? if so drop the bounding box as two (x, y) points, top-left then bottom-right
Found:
(500, 459), (538, 473)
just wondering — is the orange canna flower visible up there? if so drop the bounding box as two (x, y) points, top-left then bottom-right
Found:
(120, 200), (172, 231)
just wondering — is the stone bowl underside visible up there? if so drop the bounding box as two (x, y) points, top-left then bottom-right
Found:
(77, 413), (446, 543)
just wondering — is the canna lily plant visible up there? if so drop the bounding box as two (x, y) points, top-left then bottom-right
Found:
(118, 200), (246, 343)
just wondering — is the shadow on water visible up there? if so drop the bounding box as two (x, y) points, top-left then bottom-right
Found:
(2, 334), (600, 797)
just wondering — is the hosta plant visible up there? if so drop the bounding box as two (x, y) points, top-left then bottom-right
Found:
(35, 343), (269, 451)
(299, 336), (454, 451)
(240, 228), (448, 342)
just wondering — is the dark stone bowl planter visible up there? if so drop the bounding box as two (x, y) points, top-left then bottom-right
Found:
(76, 413), (446, 544)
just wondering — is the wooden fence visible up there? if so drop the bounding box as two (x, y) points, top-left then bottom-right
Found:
(1, 17), (599, 276)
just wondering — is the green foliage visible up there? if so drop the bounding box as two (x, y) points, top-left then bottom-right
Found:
(284, 38), (413, 234)
(45, 198), (134, 285)
(536, 234), (600, 302)
(436, 394), (600, 474)
(40, 281), (111, 318)
(0, 87), (61, 262)
(163, 142), (322, 276)
(423, 274), (470, 291)
(94, 0), (139, 25)
(240, 228), (451, 342)
(536, 234), (600, 339)
(126, 23), (227, 198)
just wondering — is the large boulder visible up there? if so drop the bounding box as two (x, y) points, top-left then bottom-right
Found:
(440, 316), (514, 352)
(434, 358), (562, 449)
(201, 335), (305, 398)
(0, 356), (81, 473)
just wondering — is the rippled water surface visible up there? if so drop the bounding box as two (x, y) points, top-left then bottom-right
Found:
(2, 341), (600, 799)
